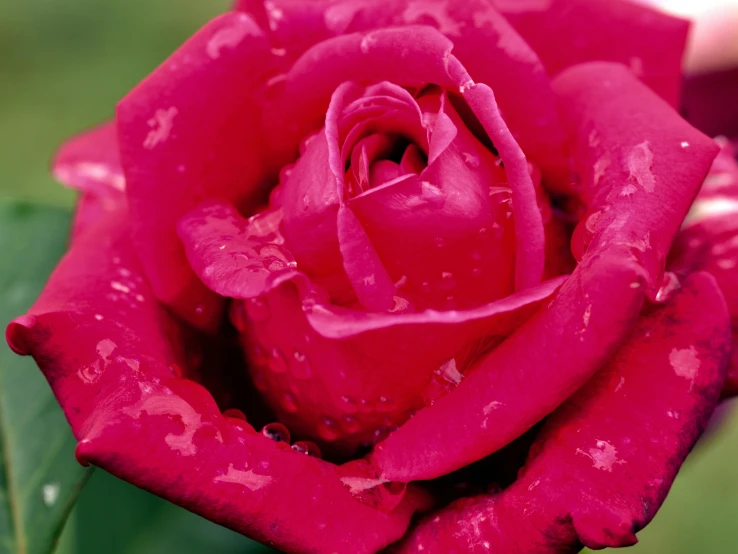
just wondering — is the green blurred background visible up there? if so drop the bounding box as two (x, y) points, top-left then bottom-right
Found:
(1, 1), (737, 552)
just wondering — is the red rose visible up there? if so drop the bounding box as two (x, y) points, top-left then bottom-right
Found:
(6, 0), (738, 552)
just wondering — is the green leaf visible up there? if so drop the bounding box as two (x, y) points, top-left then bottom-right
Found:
(0, 202), (92, 554)
(73, 472), (275, 554)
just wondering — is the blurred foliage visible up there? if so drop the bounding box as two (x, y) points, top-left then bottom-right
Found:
(1, 0), (737, 553)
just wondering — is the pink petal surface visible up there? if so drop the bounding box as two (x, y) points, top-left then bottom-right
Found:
(397, 272), (731, 553)
(495, 0), (689, 107)
(371, 62), (718, 482)
(52, 121), (125, 196)
(557, 63), (720, 293)
(671, 140), (738, 396)
(118, 12), (279, 331)
(180, 198), (565, 450)
(6, 210), (422, 554)
(266, 25), (545, 298)
(237, 0), (570, 191)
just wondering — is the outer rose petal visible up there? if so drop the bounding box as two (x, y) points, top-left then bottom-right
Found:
(556, 63), (720, 293)
(53, 121), (125, 196)
(118, 12), (279, 331)
(5, 211), (422, 554)
(371, 62), (718, 481)
(671, 140), (738, 396)
(237, 0), (571, 191)
(494, 0), (689, 107)
(397, 272), (731, 553)
(180, 199), (565, 449)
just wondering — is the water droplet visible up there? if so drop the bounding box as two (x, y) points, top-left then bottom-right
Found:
(462, 152), (480, 168)
(318, 416), (340, 441)
(377, 397), (396, 413)
(262, 422), (291, 443)
(655, 271), (680, 304)
(436, 237), (446, 248)
(168, 363), (183, 378)
(360, 33), (378, 54)
(268, 348), (287, 374)
(245, 297), (270, 321)
(338, 460), (407, 511)
(339, 395), (358, 414)
(437, 358), (463, 385)
(292, 440), (322, 458)
(194, 305), (204, 316)
(291, 351), (312, 379)
(459, 80), (476, 93)
(440, 271), (455, 291)
(223, 408), (247, 421)
(342, 415), (361, 434)
(281, 392), (299, 413)
(421, 281), (431, 294)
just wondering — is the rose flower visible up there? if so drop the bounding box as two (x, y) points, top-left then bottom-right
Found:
(6, 0), (738, 552)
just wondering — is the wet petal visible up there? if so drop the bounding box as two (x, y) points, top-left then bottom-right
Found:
(237, 0), (571, 191)
(556, 62), (720, 293)
(6, 208), (421, 554)
(495, 0), (689, 107)
(371, 62), (718, 482)
(396, 272), (730, 553)
(53, 121), (125, 196)
(671, 140), (738, 396)
(118, 12), (279, 330)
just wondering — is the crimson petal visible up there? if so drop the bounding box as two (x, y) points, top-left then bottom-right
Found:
(371, 62), (718, 481)
(671, 140), (738, 396)
(118, 12), (279, 331)
(6, 210), (421, 554)
(396, 272), (730, 553)
(236, 0), (571, 191)
(495, 0), (689, 107)
(180, 198), (565, 449)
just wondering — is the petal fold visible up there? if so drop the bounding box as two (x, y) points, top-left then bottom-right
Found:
(397, 272), (731, 553)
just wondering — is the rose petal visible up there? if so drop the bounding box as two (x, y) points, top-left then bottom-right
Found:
(349, 94), (517, 310)
(396, 271), (730, 553)
(236, 274), (564, 452)
(371, 61), (718, 482)
(671, 140), (738, 396)
(556, 62), (720, 293)
(118, 12), (278, 330)
(237, 0), (571, 192)
(6, 208), (421, 554)
(495, 0), (689, 107)
(53, 121), (125, 196)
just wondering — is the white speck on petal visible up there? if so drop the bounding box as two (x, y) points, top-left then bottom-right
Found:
(144, 107), (178, 150)
(669, 346), (700, 386)
(206, 18), (261, 59)
(627, 140), (656, 193)
(576, 440), (625, 471)
(215, 463), (273, 491)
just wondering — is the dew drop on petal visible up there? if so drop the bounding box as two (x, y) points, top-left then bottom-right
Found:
(342, 415), (361, 434)
(291, 351), (312, 379)
(262, 422), (291, 443)
(292, 440), (322, 458)
(168, 363), (183, 378)
(339, 395), (358, 414)
(654, 271), (681, 304)
(223, 408), (247, 421)
(281, 392), (299, 413)
(267, 347), (288, 374)
(318, 416), (340, 441)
